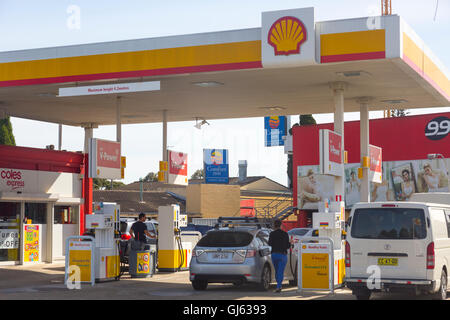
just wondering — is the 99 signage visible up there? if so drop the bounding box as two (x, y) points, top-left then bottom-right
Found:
(425, 116), (450, 141)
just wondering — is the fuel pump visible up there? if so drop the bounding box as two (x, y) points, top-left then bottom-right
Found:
(85, 202), (122, 281)
(312, 200), (346, 287)
(157, 204), (189, 272)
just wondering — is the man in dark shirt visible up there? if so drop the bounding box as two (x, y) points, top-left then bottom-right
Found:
(130, 213), (154, 250)
(268, 219), (291, 292)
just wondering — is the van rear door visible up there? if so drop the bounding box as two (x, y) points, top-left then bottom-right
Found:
(348, 206), (429, 280)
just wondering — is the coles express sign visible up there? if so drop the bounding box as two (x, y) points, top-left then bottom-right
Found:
(0, 169), (25, 191)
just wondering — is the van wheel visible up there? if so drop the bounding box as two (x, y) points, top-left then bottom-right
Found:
(192, 279), (208, 291)
(354, 289), (371, 300)
(433, 270), (447, 300)
(259, 265), (271, 291)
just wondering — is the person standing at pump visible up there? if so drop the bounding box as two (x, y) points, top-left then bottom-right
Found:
(268, 219), (291, 292)
(130, 213), (155, 250)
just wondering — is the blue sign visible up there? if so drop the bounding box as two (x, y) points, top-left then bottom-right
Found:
(264, 116), (287, 147)
(204, 149), (229, 184)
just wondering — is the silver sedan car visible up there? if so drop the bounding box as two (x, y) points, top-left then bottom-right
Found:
(189, 226), (297, 291)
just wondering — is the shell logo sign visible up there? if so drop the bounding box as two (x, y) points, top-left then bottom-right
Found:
(267, 16), (307, 56)
(262, 7), (316, 68)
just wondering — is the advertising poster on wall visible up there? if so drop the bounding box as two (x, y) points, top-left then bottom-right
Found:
(24, 225), (39, 262)
(264, 116), (287, 147)
(204, 149), (229, 184)
(298, 157), (450, 210)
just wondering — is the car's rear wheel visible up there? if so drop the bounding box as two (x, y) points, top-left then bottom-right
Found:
(192, 279), (208, 291)
(354, 288), (371, 300)
(433, 270), (447, 300)
(259, 265), (271, 291)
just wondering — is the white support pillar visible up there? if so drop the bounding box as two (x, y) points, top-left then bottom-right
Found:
(58, 124), (62, 151)
(357, 97), (372, 203)
(82, 123), (97, 154)
(162, 109), (168, 162)
(330, 82), (347, 200)
(358, 98), (371, 202)
(116, 96), (122, 144)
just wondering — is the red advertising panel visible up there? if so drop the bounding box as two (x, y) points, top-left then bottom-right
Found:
(97, 139), (121, 169)
(168, 150), (188, 185)
(328, 131), (342, 164)
(89, 138), (121, 179)
(292, 112), (450, 208)
(369, 145), (382, 183)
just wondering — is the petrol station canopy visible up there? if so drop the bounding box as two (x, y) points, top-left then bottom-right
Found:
(0, 9), (448, 126)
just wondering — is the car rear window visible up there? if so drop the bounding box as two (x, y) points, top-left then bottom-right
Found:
(197, 231), (253, 247)
(351, 208), (427, 240)
(288, 229), (310, 236)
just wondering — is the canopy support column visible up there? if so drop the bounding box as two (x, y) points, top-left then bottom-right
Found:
(330, 82), (347, 201)
(357, 97), (373, 203)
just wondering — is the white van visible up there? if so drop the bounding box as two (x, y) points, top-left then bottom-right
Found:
(345, 196), (450, 300)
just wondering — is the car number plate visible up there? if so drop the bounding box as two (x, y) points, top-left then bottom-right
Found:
(377, 258), (398, 266)
(213, 253), (229, 259)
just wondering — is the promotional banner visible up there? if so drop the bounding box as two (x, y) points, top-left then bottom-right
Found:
(264, 116), (287, 147)
(297, 157), (450, 209)
(319, 129), (343, 177)
(24, 225), (39, 262)
(168, 150), (188, 185)
(68, 240), (93, 282)
(369, 145), (382, 183)
(89, 138), (121, 180)
(204, 149), (229, 184)
(0, 229), (19, 249)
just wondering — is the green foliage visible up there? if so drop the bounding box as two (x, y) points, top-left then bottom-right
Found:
(299, 114), (317, 126)
(191, 169), (204, 180)
(0, 117), (16, 146)
(143, 172), (158, 182)
(93, 178), (125, 190)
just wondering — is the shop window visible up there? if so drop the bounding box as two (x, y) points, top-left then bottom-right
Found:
(0, 202), (21, 262)
(24, 203), (47, 225)
(54, 206), (78, 224)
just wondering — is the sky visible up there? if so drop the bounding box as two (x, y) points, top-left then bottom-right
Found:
(1, 0), (449, 186)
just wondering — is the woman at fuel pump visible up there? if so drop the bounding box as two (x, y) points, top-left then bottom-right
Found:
(268, 219), (291, 293)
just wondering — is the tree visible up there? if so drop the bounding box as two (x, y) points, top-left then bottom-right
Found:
(191, 169), (204, 180)
(0, 117), (16, 146)
(287, 114), (316, 189)
(93, 178), (125, 190)
(143, 172), (158, 182)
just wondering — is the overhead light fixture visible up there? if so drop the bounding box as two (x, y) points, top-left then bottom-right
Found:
(192, 81), (224, 88)
(36, 92), (57, 97)
(380, 99), (408, 104)
(336, 71), (371, 78)
(194, 118), (210, 129)
(259, 106), (287, 111)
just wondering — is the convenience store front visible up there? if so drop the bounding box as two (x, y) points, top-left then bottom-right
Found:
(0, 145), (86, 265)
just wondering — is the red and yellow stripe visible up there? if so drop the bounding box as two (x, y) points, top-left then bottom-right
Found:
(320, 29), (386, 63)
(0, 41), (262, 87)
(402, 33), (450, 101)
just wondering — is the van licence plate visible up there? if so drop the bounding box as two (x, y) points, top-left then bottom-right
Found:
(377, 258), (398, 266)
